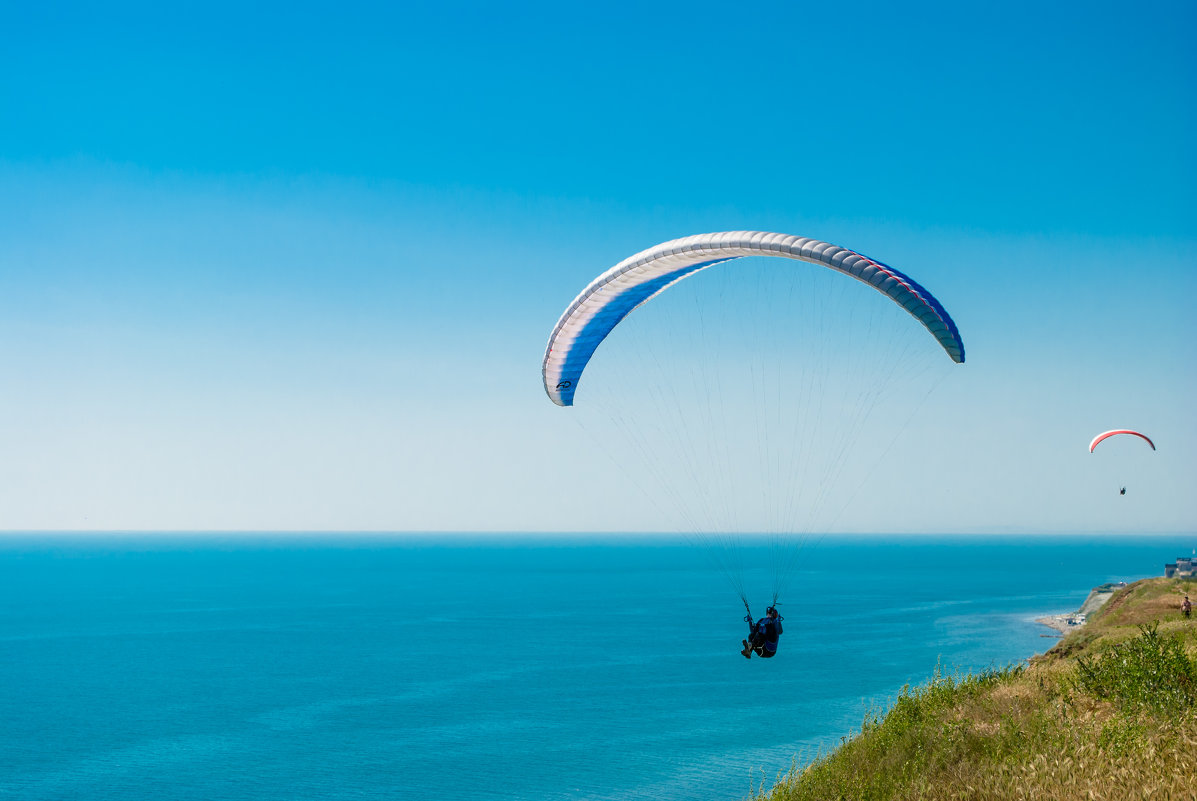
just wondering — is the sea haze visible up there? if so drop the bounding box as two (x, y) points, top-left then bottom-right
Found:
(0, 534), (1185, 800)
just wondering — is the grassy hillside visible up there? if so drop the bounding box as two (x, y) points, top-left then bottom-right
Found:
(753, 577), (1197, 801)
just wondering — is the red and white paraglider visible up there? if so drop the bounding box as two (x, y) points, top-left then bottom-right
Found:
(1089, 429), (1155, 495)
(1088, 430), (1155, 453)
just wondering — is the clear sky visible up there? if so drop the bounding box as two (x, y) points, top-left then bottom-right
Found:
(1, 0), (1193, 534)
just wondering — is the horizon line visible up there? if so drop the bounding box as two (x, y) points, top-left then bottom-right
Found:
(0, 529), (1192, 538)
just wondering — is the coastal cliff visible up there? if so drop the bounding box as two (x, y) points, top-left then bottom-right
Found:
(1035, 581), (1125, 634)
(752, 577), (1197, 801)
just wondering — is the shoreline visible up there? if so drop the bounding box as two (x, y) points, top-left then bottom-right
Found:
(1033, 614), (1071, 635)
(1034, 581), (1126, 635)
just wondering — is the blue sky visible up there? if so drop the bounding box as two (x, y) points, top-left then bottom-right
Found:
(1, 1), (1193, 533)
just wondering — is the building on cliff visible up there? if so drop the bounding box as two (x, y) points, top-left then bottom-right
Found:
(1164, 555), (1195, 578)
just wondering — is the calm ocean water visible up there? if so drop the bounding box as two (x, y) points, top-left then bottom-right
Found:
(0, 534), (1188, 800)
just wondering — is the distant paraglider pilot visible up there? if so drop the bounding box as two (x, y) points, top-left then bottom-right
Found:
(1120, 487), (1126, 496)
(742, 607), (783, 659)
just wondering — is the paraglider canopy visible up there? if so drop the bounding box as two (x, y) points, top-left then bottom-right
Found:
(1089, 430), (1156, 453)
(542, 231), (964, 407)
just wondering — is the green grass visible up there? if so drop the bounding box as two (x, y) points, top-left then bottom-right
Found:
(1073, 623), (1197, 717)
(751, 577), (1197, 801)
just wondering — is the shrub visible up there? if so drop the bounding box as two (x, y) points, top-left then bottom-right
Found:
(1073, 624), (1197, 718)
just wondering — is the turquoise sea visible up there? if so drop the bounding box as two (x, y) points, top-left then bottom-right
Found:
(0, 534), (1188, 800)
